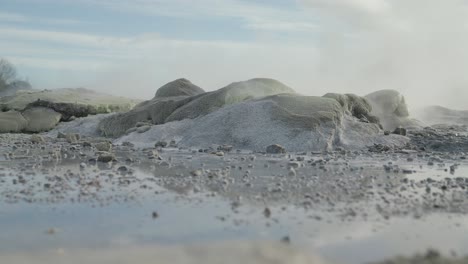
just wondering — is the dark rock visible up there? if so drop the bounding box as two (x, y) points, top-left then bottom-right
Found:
(266, 144), (286, 154)
(155, 141), (168, 148)
(392, 127), (407, 136)
(97, 152), (115, 163)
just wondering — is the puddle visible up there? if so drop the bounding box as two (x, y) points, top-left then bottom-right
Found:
(1, 152), (468, 263)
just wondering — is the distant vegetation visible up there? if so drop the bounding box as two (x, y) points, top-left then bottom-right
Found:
(0, 58), (31, 93)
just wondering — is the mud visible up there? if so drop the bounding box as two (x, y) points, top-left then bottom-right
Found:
(1, 125), (468, 263)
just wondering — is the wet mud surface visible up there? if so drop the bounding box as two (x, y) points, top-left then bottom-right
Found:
(1, 125), (468, 263)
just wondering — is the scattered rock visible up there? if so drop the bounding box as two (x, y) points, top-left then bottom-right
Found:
(97, 152), (116, 163)
(65, 133), (80, 144)
(266, 144), (286, 154)
(393, 127), (407, 136)
(31, 134), (45, 144)
(137, 125), (151, 133)
(218, 145), (233, 152)
(152, 211), (159, 219)
(57, 132), (66, 138)
(155, 141), (168, 148)
(95, 142), (112, 152)
(190, 169), (203, 177)
(263, 207), (272, 218)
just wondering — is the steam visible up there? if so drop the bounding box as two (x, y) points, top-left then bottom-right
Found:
(301, 0), (468, 110)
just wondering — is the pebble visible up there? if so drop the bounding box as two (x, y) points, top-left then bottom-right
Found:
(65, 134), (79, 144)
(266, 144), (286, 154)
(288, 167), (297, 177)
(31, 135), (45, 144)
(97, 152), (115, 163)
(95, 142), (112, 152)
(155, 141), (168, 148)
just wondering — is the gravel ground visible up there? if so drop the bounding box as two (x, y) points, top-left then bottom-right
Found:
(1, 124), (468, 263)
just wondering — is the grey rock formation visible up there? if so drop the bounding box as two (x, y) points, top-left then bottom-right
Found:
(98, 96), (194, 137)
(99, 78), (295, 137)
(0, 111), (28, 133)
(22, 107), (62, 132)
(155, 78), (205, 98)
(0, 88), (138, 111)
(116, 93), (407, 152)
(166, 78), (295, 122)
(0, 88), (139, 134)
(323, 93), (380, 124)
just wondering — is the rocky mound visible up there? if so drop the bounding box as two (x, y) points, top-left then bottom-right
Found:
(0, 88), (139, 133)
(115, 93), (407, 151)
(41, 78), (412, 152)
(99, 78), (295, 137)
(323, 93), (380, 125)
(155, 78), (205, 98)
(365, 90), (421, 131)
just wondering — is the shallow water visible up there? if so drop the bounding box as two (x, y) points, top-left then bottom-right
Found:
(2, 187), (468, 264)
(1, 151), (468, 263)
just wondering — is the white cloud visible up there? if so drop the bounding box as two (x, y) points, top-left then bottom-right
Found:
(0, 27), (135, 48)
(0, 11), (85, 25)
(0, 25), (318, 98)
(41, 0), (318, 34)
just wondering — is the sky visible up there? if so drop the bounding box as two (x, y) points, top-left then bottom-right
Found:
(1, 0), (468, 109)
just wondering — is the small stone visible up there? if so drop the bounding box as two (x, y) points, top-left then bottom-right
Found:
(263, 207), (271, 218)
(288, 167), (297, 177)
(117, 166), (129, 172)
(95, 142), (112, 152)
(65, 133), (79, 144)
(218, 145), (233, 152)
(266, 144), (286, 154)
(392, 127), (407, 136)
(97, 152), (115, 163)
(215, 151), (225, 157)
(169, 140), (177, 147)
(384, 131), (390, 136)
(155, 141), (168, 148)
(46, 228), (58, 235)
(190, 169), (203, 177)
(122, 141), (135, 148)
(152, 211), (159, 219)
(287, 162), (301, 169)
(79, 162), (86, 169)
(280, 236), (291, 244)
(57, 132), (66, 138)
(31, 135), (45, 144)
(159, 161), (171, 167)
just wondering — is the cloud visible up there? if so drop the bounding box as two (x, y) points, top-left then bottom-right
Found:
(42, 0), (318, 34)
(0, 11), (85, 25)
(0, 25), (318, 97)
